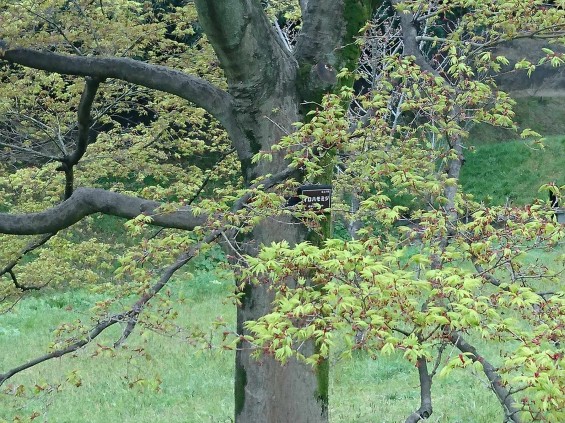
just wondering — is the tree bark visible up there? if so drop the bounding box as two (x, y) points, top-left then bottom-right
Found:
(193, 1), (380, 420)
(0, 188), (207, 235)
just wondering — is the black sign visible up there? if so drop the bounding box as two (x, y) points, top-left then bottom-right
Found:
(287, 184), (332, 211)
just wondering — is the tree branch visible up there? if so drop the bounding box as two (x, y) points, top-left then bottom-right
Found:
(449, 331), (522, 423)
(57, 77), (101, 199)
(0, 42), (246, 154)
(67, 77), (100, 166)
(113, 228), (220, 347)
(294, 0), (347, 65)
(391, 0), (438, 75)
(0, 233), (55, 288)
(0, 188), (208, 235)
(0, 163), (296, 384)
(0, 166), (297, 236)
(0, 141), (61, 161)
(194, 0), (291, 89)
(0, 231), (217, 387)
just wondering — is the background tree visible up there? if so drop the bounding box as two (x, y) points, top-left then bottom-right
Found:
(0, 1), (564, 422)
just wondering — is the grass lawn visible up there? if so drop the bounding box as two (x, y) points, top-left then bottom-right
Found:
(1, 268), (504, 422)
(460, 136), (565, 205)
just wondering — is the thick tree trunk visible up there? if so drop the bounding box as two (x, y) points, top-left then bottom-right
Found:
(235, 222), (328, 422)
(193, 2), (378, 421)
(231, 83), (329, 421)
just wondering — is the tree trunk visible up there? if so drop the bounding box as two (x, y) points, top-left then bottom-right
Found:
(193, 2), (379, 420)
(235, 224), (328, 423)
(231, 85), (329, 421)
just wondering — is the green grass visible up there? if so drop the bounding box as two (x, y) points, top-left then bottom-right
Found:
(469, 96), (565, 145)
(460, 136), (565, 205)
(0, 270), (236, 423)
(462, 95), (565, 205)
(0, 269), (507, 423)
(330, 349), (500, 423)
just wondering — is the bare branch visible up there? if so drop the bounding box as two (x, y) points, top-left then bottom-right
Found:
(415, 35), (483, 48)
(274, 19), (292, 53)
(0, 233), (55, 291)
(8, 270), (52, 291)
(0, 232), (214, 387)
(186, 149), (236, 205)
(22, 6), (84, 56)
(0, 142), (61, 161)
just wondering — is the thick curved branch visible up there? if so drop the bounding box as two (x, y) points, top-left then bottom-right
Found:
(194, 0), (291, 89)
(0, 42), (246, 154)
(0, 188), (208, 235)
(0, 167), (298, 236)
(449, 331), (522, 423)
(68, 77), (100, 166)
(0, 42), (229, 114)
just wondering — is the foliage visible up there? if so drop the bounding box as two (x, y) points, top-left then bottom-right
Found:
(241, 2), (565, 420)
(0, 273), (510, 422)
(244, 86), (565, 417)
(0, 0), (564, 422)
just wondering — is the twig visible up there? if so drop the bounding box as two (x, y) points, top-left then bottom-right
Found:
(220, 230), (246, 263)
(430, 342), (446, 379)
(186, 149), (236, 205)
(23, 6), (83, 56)
(0, 142), (61, 161)
(114, 229), (220, 347)
(7, 269), (51, 291)
(0, 233), (56, 289)
(0, 230), (218, 386)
